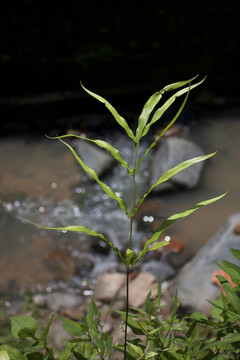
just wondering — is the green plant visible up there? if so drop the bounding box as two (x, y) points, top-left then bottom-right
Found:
(3, 246), (240, 359)
(15, 76), (226, 359)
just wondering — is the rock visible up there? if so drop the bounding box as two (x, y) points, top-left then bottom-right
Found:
(33, 294), (46, 307)
(150, 137), (204, 192)
(127, 272), (158, 308)
(72, 138), (115, 179)
(151, 124), (185, 143)
(43, 246), (76, 282)
(45, 292), (83, 312)
(93, 272), (126, 302)
(75, 254), (95, 277)
(234, 223), (240, 234)
(171, 213), (240, 314)
(141, 260), (176, 281)
(91, 236), (111, 255)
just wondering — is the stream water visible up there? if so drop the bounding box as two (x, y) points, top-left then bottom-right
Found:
(0, 107), (239, 295)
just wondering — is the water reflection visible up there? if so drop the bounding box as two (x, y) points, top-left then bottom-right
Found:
(0, 111), (239, 293)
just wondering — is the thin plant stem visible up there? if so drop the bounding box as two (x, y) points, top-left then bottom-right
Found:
(124, 143), (139, 360)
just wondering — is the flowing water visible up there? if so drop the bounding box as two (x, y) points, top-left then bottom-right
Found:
(0, 107), (239, 294)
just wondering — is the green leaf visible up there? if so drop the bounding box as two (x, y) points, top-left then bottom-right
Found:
(39, 314), (54, 348)
(204, 332), (240, 350)
(212, 259), (240, 284)
(145, 351), (159, 359)
(134, 193), (226, 263)
(126, 342), (144, 357)
(146, 240), (170, 252)
(136, 90), (164, 141)
(125, 248), (135, 266)
(11, 316), (37, 340)
(135, 84), (190, 170)
(136, 76), (200, 141)
(141, 77), (206, 137)
(134, 151), (217, 214)
(47, 134), (133, 175)
(0, 346), (23, 360)
(86, 297), (100, 327)
(0, 350), (10, 360)
(231, 248), (240, 263)
(216, 275), (240, 313)
(23, 218), (124, 262)
(186, 321), (197, 340)
(58, 342), (76, 360)
(61, 317), (84, 337)
(58, 138), (131, 217)
(80, 82), (136, 143)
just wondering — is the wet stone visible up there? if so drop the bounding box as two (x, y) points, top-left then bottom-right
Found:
(93, 272), (126, 302)
(234, 223), (240, 234)
(91, 237), (111, 255)
(141, 260), (176, 281)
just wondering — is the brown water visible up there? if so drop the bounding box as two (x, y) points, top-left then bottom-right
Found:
(0, 108), (239, 293)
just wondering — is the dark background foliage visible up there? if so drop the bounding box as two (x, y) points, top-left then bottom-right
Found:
(1, 1), (240, 132)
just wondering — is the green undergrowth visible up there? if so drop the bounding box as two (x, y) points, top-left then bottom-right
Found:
(1, 248), (240, 359)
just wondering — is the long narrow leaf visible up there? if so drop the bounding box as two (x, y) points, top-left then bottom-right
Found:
(135, 86), (189, 172)
(80, 82), (136, 143)
(136, 91), (164, 141)
(216, 275), (240, 313)
(136, 76), (199, 141)
(133, 151), (217, 215)
(141, 77), (206, 138)
(59, 138), (131, 217)
(134, 193), (226, 263)
(47, 134), (133, 175)
(23, 218), (124, 261)
(162, 75), (199, 92)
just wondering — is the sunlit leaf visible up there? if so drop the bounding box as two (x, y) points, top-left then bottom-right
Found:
(47, 134), (133, 175)
(0, 350), (10, 360)
(135, 85), (189, 171)
(134, 151), (217, 214)
(80, 82), (136, 143)
(23, 218), (124, 262)
(141, 77), (206, 138)
(135, 75), (199, 141)
(59, 138), (131, 217)
(11, 316), (37, 339)
(134, 193), (227, 263)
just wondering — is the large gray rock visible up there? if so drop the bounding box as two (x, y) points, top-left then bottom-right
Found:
(73, 139), (115, 179)
(171, 213), (240, 314)
(141, 260), (176, 281)
(150, 137), (204, 192)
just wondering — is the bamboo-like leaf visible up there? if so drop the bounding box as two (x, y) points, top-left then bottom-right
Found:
(146, 241), (170, 252)
(133, 151), (217, 215)
(136, 91), (164, 141)
(47, 134), (133, 175)
(216, 275), (240, 313)
(135, 86), (189, 172)
(134, 193), (227, 263)
(80, 82), (136, 143)
(59, 138), (131, 217)
(39, 314), (55, 348)
(141, 77), (206, 138)
(23, 218), (124, 262)
(135, 76), (199, 141)
(231, 248), (240, 263)
(162, 75), (199, 92)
